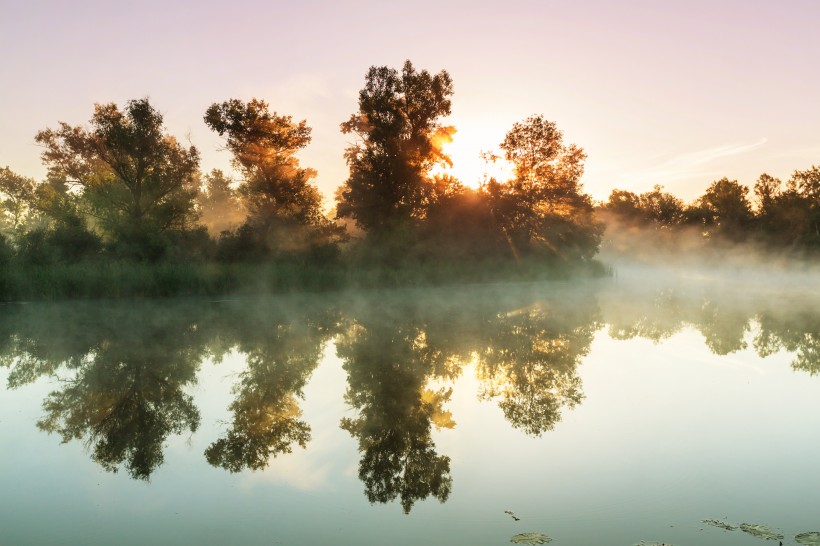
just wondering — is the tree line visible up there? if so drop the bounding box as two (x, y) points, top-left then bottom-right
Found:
(0, 60), (601, 289)
(599, 172), (820, 250)
(1, 60), (818, 298)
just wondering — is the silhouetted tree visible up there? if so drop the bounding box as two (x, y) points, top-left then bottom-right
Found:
(688, 178), (753, 239)
(602, 189), (641, 220)
(336, 61), (455, 235)
(754, 173), (783, 215)
(35, 98), (201, 258)
(639, 185), (686, 227)
(485, 115), (601, 260)
(789, 166), (820, 244)
(205, 99), (340, 258)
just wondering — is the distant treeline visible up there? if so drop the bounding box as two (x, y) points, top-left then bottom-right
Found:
(598, 173), (820, 251)
(1, 60), (817, 299)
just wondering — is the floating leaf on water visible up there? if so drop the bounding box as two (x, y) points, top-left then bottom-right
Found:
(796, 532), (820, 545)
(703, 519), (738, 531)
(510, 532), (552, 544)
(739, 523), (784, 540)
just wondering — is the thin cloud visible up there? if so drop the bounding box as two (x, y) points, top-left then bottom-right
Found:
(629, 138), (768, 184)
(590, 139), (769, 191)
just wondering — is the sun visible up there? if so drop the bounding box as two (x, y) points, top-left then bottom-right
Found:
(431, 121), (515, 188)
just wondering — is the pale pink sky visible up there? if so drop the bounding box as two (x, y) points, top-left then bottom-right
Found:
(2, 0), (819, 205)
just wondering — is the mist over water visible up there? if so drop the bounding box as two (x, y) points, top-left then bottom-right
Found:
(1, 270), (819, 544)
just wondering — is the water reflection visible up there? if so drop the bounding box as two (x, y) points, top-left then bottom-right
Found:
(1, 280), (819, 510)
(204, 301), (338, 472)
(336, 301), (458, 513)
(0, 302), (208, 480)
(475, 296), (599, 435)
(599, 283), (820, 374)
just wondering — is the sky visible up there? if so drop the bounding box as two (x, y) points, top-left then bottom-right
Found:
(2, 0), (819, 207)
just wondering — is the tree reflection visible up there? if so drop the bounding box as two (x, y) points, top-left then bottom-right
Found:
(336, 302), (456, 513)
(475, 295), (600, 436)
(1, 302), (208, 480)
(205, 301), (338, 472)
(335, 288), (600, 510)
(755, 304), (820, 376)
(600, 283), (820, 374)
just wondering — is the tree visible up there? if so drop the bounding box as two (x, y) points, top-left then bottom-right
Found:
(196, 169), (246, 236)
(789, 166), (820, 241)
(35, 98), (201, 253)
(754, 173), (782, 214)
(486, 115), (601, 260)
(336, 61), (455, 233)
(0, 166), (36, 233)
(603, 189), (641, 219)
(690, 178), (752, 238)
(638, 184), (685, 227)
(204, 99), (339, 255)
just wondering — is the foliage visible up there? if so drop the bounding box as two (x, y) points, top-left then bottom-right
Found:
(486, 115), (602, 260)
(205, 98), (341, 257)
(35, 98), (201, 257)
(205, 308), (335, 472)
(196, 169), (246, 236)
(336, 60), (455, 232)
(0, 166), (36, 233)
(688, 177), (753, 238)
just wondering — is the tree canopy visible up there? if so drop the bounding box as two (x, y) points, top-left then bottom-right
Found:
(485, 115), (601, 260)
(205, 98), (340, 256)
(35, 98), (201, 255)
(336, 61), (456, 232)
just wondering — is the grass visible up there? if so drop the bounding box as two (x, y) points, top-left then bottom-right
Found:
(0, 257), (610, 301)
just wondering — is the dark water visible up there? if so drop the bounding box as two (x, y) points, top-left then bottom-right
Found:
(1, 278), (818, 545)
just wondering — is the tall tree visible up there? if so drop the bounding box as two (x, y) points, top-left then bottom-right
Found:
(486, 115), (601, 260)
(336, 61), (455, 232)
(35, 98), (201, 247)
(204, 99), (339, 254)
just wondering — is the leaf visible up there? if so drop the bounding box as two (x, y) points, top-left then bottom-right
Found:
(739, 523), (784, 540)
(703, 518), (738, 531)
(510, 532), (552, 544)
(796, 532), (820, 546)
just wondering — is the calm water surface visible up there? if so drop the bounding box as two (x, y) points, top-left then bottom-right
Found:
(1, 278), (818, 545)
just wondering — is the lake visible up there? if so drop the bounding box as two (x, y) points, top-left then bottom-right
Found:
(1, 275), (818, 545)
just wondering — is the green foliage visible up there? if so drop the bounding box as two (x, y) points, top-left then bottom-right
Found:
(205, 306), (335, 472)
(602, 185), (685, 228)
(336, 60), (455, 231)
(0, 166), (36, 233)
(0, 233), (12, 266)
(16, 219), (101, 265)
(35, 98), (201, 257)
